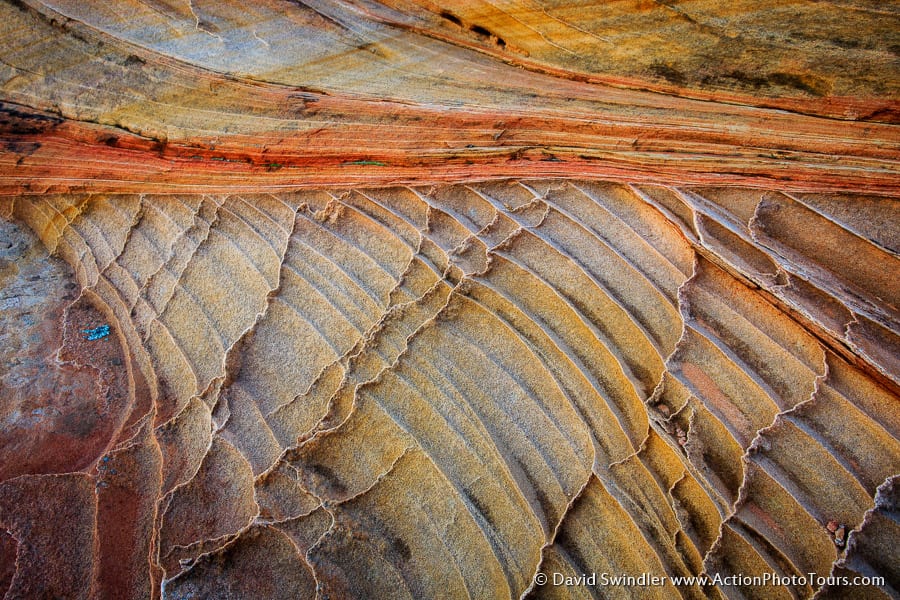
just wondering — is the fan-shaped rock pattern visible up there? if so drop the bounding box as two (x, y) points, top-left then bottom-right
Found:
(0, 0), (898, 599)
(1, 181), (897, 599)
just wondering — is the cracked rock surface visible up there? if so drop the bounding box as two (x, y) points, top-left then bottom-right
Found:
(0, 182), (897, 599)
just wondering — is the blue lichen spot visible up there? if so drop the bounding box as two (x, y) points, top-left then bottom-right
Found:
(83, 324), (110, 341)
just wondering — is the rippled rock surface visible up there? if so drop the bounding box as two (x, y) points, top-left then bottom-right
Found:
(0, 2), (897, 599)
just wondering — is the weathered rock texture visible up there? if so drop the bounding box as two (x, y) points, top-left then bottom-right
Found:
(0, 1), (898, 600)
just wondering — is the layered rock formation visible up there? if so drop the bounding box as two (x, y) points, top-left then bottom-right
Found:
(0, 1), (897, 599)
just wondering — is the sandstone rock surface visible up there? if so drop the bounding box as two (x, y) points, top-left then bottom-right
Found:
(0, 1), (897, 599)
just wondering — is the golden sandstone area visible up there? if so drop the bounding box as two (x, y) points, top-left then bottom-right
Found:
(0, 1), (898, 599)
